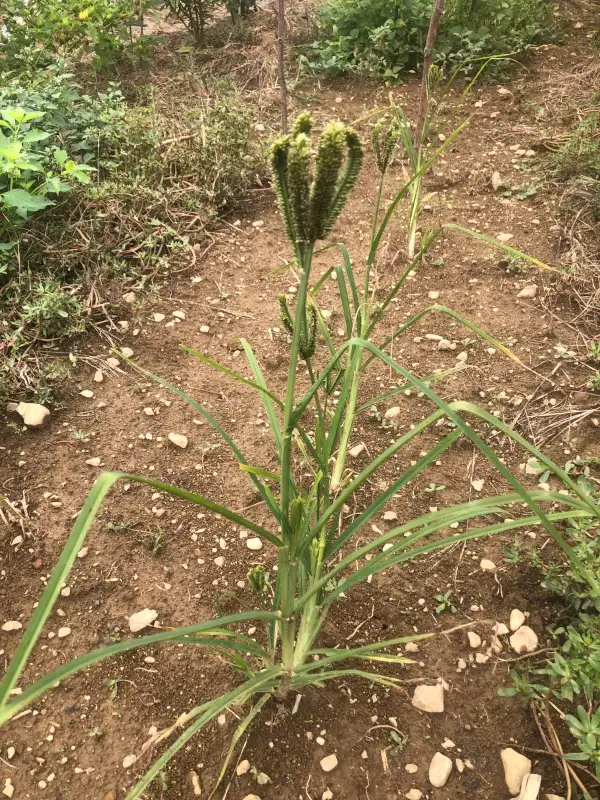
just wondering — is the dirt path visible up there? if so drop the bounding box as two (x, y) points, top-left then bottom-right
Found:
(1, 16), (599, 800)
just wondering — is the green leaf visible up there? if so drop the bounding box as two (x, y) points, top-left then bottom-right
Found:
(22, 130), (51, 143)
(2, 189), (53, 212)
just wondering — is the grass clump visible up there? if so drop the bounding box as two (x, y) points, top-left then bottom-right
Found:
(304, 0), (554, 81)
(1, 109), (599, 799)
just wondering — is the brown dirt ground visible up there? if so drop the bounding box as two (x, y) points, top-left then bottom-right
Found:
(1, 6), (600, 800)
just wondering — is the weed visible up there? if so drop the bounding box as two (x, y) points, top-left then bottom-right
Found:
(434, 591), (457, 614)
(142, 526), (168, 555)
(1, 112), (598, 800)
(587, 340), (600, 365)
(72, 430), (90, 441)
(502, 254), (529, 275)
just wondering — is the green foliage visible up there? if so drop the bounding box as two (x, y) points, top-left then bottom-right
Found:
(0, 0), (153, 73)
(501, 497), (600, 781)
(306, 0), (553, 80)
(550, 113), (600, 182)
(434, 591), (457, 614)
(0, 105), (93, 241)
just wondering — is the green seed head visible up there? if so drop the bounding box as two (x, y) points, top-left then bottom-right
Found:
(372, 115), (402, 174)
(248, 564), (267, 594)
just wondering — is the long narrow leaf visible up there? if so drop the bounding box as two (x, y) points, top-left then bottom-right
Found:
(240, 338), (283, 456)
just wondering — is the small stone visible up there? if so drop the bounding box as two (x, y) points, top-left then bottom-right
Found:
(214, 556), (225, 567)
(475, 652), (490, 664)
(412, 683), (444, 713)
(320, 754), (338, 772)
(246, 537), (263, 551)
(322, 790), (333, 800)
(173, 310), (186, 320)
(517, 285), (537, 299)
(496, 233), (514, 242)
(405, 642), (419, 653)
(236, 760), (251, 776)
(405, 763), (418, 774)
(493, 622), (509, 636)
(152, 313), (166, 322)
(437, 338), (456, 351)
(94, 370), (104, 383)
(168, 433), (188, 449)
(405, 791), (422, 800)
(384, 406), (401, 419)
(7, 748), (15, 760)
(61, 587), (71, 597)
(383, 510), (398, 521)
(86, 457), (101, 467)
(519, 774), (542, 800)
(107, 357), (120, 368)
(441, 739), (455, 749)
(457, 658), (467, 671)
(456, 351), (468, 363)
(510, 609), (526, 631)
(491, 171), (503, 190)
(57, 627), (71, 638)
(77, 547), (88, 559)
(200, 325), (210, 333)
(242, 796), (261, 800)
(456, 758), (465, 773)
(122, 292), (136, 304)
(428, 290), (440, 299)
(122, 754), (137, 769)
(252, 220), (264, 228)
(471, 479), (485, 491)
(217, 714), (226, 725)
(510, 626), (538, 654)
(480, 558), (496, 572)
(190, 770), (202, 796)
(15, 402), (50, 427)
(429, 752), (453, 788)
(349, 443), (365, 458)
(1, 621), (22, 632)
(3, 779), (14, 798)
(498, 87), (511, 96)
(468, 631), (482, 648)
(121, 347), (134, 358)
(128, 608), (157, 633)
(501, 748), (531, 795)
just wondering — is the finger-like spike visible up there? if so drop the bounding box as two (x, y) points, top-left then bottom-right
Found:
(278, 293), (294, 335)
(288, 133), (312, 246)
(293, 111), (313, 136)
(308, 122), (346, 242)
(270, 135), (296, 246)
(322, 127), (363, 238)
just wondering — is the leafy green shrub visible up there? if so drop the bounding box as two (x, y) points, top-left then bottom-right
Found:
(306, 0), (553, 80)
(0, 106), (94, 244)
(0, 66), (126, 168)
(1, 111), (598, 799)
(0, 0), (152, 72)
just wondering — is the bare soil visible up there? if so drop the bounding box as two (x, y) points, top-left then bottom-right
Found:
(1, 7), (599, 800)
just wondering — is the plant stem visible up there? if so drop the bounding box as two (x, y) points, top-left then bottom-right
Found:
(415, 0), (445, 145)
(278, 246), (312, 673)
(276, 0), (288, 133)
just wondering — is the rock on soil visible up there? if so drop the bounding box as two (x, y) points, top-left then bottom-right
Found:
(468, 631), (482, 648)
(429, 752), (453, 788)
(519, 774), (542, 799)
(320, 754), (338, 772)
(510, 626), (538, 654)
(15, 402), (50, 427)
(242, 796), (261, 800)
(384, 406), (401, 419)
(1, 621), (22, 632)
(246, 537), (263, 551)
(517, 285), (538, 299)
(236, 760), (251, 776)
(412, 683), (444, 713)
(349, 443), (365, 457)
(510, 609), (526, 631)
(128, 608), (158, 632)
(405, 791), (422, 800)
(480, 558), (496, 572)
(168, 432), (188, 449)
(501, 748), (532, 795)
